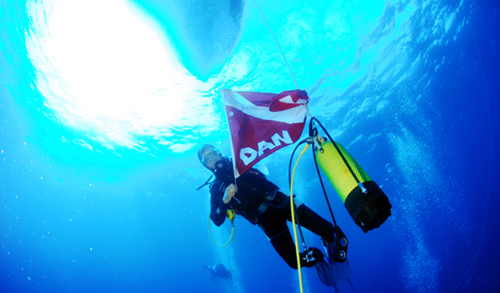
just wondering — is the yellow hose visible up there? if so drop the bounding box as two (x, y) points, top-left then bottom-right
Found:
(290, 143), (310, 293)
(208, 216), (234, 247)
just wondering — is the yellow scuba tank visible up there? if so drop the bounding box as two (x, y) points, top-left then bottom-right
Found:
(316, 140), (392, 233)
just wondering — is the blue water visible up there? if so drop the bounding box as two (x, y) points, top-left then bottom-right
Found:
(1, 0), (499, 292)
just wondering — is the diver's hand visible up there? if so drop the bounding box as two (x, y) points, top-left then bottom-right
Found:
(223, 184), (237, 204)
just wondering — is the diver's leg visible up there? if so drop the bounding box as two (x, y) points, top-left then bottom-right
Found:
(291, 204), (351, 266)
(269, 230), (301, 269)
(260, 215), (322, 269)
(291, 204), (336, 243)
(270, 192), (335, 243)
(259, 213), (299, 269)
(293, 204), (346, 262)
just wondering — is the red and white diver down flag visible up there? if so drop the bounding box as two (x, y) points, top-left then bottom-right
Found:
(221, 89), (310, 178)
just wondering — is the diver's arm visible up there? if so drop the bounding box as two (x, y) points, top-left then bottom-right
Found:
(223, 184), (237, 203)
(210, 184), (237, 226)
(210, 188), (229, 226)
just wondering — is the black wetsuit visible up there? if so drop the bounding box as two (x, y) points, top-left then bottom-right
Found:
(209, 158), (336, 269)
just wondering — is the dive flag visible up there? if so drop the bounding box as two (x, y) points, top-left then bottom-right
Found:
(221, 88), (310, 178)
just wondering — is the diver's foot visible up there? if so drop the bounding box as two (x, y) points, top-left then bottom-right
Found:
(300, 247), (324, 267)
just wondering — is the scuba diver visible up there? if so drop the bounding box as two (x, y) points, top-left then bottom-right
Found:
(198, 144), (344, 272)
(203, 263), (232, 282)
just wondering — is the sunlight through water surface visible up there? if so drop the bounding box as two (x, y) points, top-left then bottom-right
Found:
(26, 0), (209, 152)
